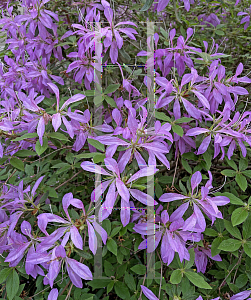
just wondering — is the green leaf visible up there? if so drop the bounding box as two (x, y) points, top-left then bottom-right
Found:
(116, 262), (127, 278)
(114, 282), (130, 299)
(51, 163), (70, 169)
(242, 170), (251, 178)
(0, 156), (8, 165)
(244, 243), (251, 258)
(224, 220), (242, 240)
(110, 226), (122, 238)
(185, 248), (195, 269)
(124, 272), (136, 291)
(204, 228), (218, 237)
(235, 173), (247, 191)
(215, 30), (225, 35)
(16, 284), (25, 297)
(93, 153), (106, 164)
(39, 191), (49, 205)
(10, 157), (24, 171)
(239, 157), (248, 171)
(140, 0), (154, 11)
(87, 138), (105, 152)
(104, 261), (115, 277)
(35, 137), (48, 156)
(172, 124), (184, 137)
(221, 169), (236, 177)
(75, 249), (93, 260)
(94, 93), (104, 106)
(170, 269), (182, 284)
(45, 187), (58, 198)
(243, 214), (251, 239)
(48, 132), (69, 141)
(119, 48), (131, 61)
(88, 279), (111, 289)
(218, 239), (242, 252)
(185, 271), (212, 289)
(104, 84), (120, 94)
(74, 153), (99, 159)
(0, 268), (12, 284)
(14, 150), (37, 157)
(231, 207), (249, 226)
(174, 117), (194, 123)
(130, 264), (146, 275)
(104, 95), (117, 108)
(225, 158), (238, 171)
(202, 151), (212, 170)
(12, 132), (38, 141)
(106, 280), (114, 293)
(155, 111), (171, 122)
(160, 27), (168, 38)
(6, 269), (19, 300)
(107, 239), (117, 256)
(211, 237), (223, 257)
(181, 158), (192, 174)
(235, 274), (248, 289)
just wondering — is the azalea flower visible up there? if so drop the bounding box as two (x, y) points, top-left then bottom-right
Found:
(27, 245), (93, 288)
(237, 6), (251, 30)
(81, 158), (158, 226)
(193, 245), (221, 273)
(96, 105), (173, 169)
(159, 171), (230, 231)
(134, 205), (202, 265)
(37, 192), (107, 255)
(48, 83), (85, 138)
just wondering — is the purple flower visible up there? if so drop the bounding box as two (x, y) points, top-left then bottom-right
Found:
(27, 245), (93, 288)
(238, 6), (251, 30)
(66, 46), (95, 89)
(48, 82), (85, 138)
(194, 245), (221, 273)
(81, 158), (158, 226)
(37, 192), (107, 255)
(141, 285), (159, 300)
(159, 171), (230, 230)
(230, 291), (251, 300)
(96, 106), (173, 170)
(48, 288), (58, 300)
(134, 205), (202, 265)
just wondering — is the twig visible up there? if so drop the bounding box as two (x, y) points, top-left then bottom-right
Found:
(157, 250), (163, 299)
(219, 249), (243, 293)
(0, 169), (17, 190)
(65, 283), (73, 300)
(138, 273), (147, 300)
(59, 280), (71, 297)
(55, 170), (83, 190)
(171, 152), (179, 188)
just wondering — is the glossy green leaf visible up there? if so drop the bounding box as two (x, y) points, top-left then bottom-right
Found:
(6, 269), (19, 300)
(10, 157), (24, 171)
(235, 173), (247, 191)
(104, 84), (120, 94)
(231, 207), (249, 226)
(107, 238), (117, 256)
(140, 0), (154, 11)
(87, 138), (105, 152)
(130, 264), (146, 275)
(185, 271), (212, 289)
(218, 239), (242, 252)
(170, 269), (182, 284)
(35, 137), (48, 156)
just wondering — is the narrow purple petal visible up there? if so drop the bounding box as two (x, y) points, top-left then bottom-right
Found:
(141, 285), (159, 300)
(159, 193), (188, 202)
